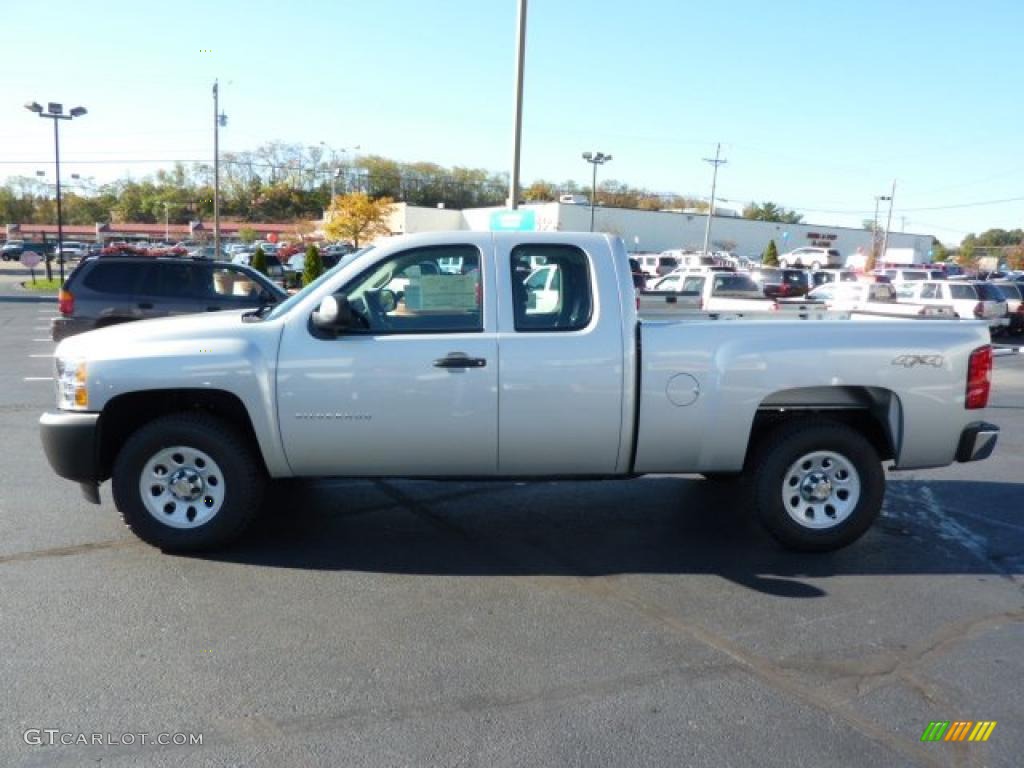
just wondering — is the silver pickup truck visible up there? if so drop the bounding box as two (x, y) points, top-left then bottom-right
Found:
(40, 232), (999, 553)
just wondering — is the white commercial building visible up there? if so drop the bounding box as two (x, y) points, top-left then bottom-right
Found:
(385, 202), (934, 265)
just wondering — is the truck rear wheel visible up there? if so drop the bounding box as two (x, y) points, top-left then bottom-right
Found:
(749, 420), (884, 552)
(112, 413), (265, 552)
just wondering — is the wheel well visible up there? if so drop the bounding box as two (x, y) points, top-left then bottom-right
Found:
(97, 389), (265, 480)
(750, 386), (899, 464)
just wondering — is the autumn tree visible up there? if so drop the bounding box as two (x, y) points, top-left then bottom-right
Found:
(237, 226), (257, 244)
(323, 192), (394, 247)
(523, 180), (558, 202)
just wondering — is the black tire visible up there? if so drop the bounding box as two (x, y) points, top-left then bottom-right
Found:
(748, 419), (884, 552)
(112, 412), (265, 552)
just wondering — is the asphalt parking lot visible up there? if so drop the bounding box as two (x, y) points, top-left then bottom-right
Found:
(0, 266), (1021, 768)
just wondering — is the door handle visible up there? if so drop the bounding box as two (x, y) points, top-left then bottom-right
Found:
(433, 353), (487, 369)
(137, 302), (153, 309)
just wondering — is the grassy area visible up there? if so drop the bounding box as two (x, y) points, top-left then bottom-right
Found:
(20, 278), (62, 292)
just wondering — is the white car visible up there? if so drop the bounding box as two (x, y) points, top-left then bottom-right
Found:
(651, 271), (775, 312)
(807, 281), (955, 317)
(896, 280), (1008, 330)
(779, 247), (843, 269)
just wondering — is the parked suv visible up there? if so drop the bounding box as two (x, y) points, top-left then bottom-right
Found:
(778, 247), (843, 269)
(750, 267), (811, 298)
(52, 256), (287, 342)
(895, 280), (1008, 332)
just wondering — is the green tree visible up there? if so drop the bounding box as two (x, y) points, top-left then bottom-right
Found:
(302, 244), (323, 286)
(238, 226), (257, 244)
(323, 192), (394, 247)
(743, 202), (803, 224)
(251, 246), (268, 275)
(762, 239), (779, 266)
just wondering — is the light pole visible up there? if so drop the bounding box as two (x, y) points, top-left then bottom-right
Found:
(510, 0), (528, 209)
(320, 143), (360, 202)
(881, 179), (896, 263)
(24, 101), (87, 284)
(872, 193), (891, 268)
(212, 81), (227, 258)
(581, 151), (611, 232)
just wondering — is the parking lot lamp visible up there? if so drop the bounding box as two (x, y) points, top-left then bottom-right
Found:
(581, 151), (611, 232)
(24, 101), (87, 284)
(213, 81), (227, 258)
(881, 180), (896, 264)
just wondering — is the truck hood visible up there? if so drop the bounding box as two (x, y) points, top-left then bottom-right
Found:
(56, 309), (255, 360)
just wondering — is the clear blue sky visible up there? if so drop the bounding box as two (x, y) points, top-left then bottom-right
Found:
(2, 0), (1021, 244)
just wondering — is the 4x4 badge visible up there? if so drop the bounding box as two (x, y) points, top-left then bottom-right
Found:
(892, 355), (944, 368)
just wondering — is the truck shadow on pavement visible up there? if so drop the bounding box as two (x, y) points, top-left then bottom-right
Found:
(194, 477), (1023, 598)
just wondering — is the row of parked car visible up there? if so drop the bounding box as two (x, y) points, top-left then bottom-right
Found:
(637, 262), (1024, 334)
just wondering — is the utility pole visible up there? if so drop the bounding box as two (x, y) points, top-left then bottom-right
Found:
(213, 81), (227, 257)
(701, 143), (726, 257)
(881, 179), (896, 262)
(509, 0), (527, 210)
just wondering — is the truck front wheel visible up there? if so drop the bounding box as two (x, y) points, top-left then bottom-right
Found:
(112, 413), (265, 552)
(749, 420), (884, 552)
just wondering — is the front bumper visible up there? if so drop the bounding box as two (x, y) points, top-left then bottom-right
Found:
(955, 421), (999, 463)
(39, 411), (102, 502)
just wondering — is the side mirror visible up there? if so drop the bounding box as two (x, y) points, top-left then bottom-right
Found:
(312, 292), (355, 333)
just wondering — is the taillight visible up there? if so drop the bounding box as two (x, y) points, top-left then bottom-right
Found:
(770, 301), (780, 312)
(697, 298), (704, 310)
(58, 289), (74, 316)
(966, 345), (992, 409)
(973, 302), (984, 318)
(779, 283), (790, 296)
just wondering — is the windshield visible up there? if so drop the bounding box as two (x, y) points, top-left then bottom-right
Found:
(711, 274), (761, 296)
(264, 247), (373, 321)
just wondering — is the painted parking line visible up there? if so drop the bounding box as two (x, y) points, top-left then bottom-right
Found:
(24, 377), (54, 382)
(28, 354), (54, 358)
(33, 338), (54, 342)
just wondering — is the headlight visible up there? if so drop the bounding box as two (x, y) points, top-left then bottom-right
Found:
(55, 358), (89, 410)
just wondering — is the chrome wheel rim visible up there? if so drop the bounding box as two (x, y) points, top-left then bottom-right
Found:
(139, 446), (225, 529)
(781, 450), (860, 530)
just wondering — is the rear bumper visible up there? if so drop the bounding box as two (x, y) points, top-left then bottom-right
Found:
(51, 317), (95, 342)
(955, 421), (999, 463)
(39, 411), (101, 484)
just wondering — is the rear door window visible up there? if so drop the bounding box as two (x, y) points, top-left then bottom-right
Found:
(81, 262), (150, 294)
(510, 244), (592, 332)
(154, 262), (212, 299)
(949, 284), (977, 300)
(976, 283), (1005, 301)
(681, 275), (706, 293)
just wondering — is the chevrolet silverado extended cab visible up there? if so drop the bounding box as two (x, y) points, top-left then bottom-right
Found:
(40, 232), (999, 553)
